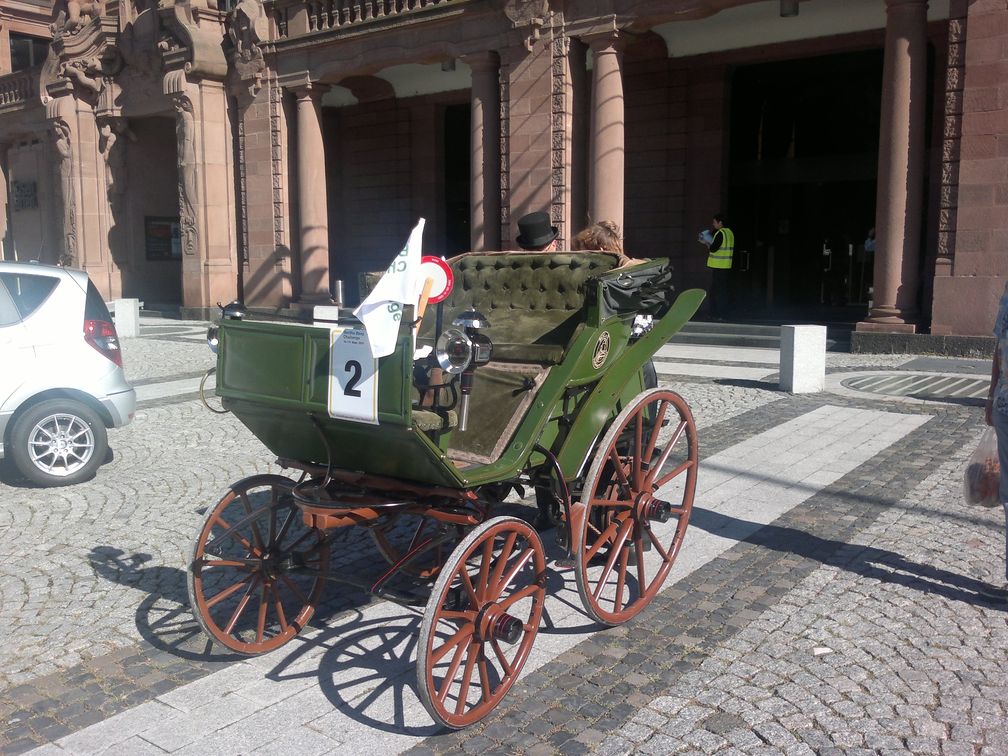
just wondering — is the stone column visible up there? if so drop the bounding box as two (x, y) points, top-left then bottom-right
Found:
(861, 0), (928, 332)
(587, 31), (626, 230)
(294, 84), (332, 303)
(465, 52), (501, 252)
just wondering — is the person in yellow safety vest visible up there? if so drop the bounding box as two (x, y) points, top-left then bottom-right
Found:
(703, 213), (734, 319)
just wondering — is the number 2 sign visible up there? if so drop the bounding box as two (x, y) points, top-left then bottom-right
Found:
(327, 327), (379, 424)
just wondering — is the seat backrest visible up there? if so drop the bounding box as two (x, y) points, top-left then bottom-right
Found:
(418, 251), (622, 362)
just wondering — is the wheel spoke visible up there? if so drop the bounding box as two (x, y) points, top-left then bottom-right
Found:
(592, 518), (633, 601)
(614, 544), (630, 613)
(641, 400), (670, 469)
(255, 582), (269, 644)
(274, 505), (297, 548)
(644, 523), (671, 562)
(206, 573), (255, 608)
(222, 576), (259, 633)
(454, 641), (480, 715)
(608, 448), (632, 490)
(199, 557), (256, 570)
(436, 635), (469, 703)
(494, 547), (536, 599)
(644, 420), (688, 488)
(490, 638), (513, 677)
(459, 569), (480, 608)
(477, 655), (493, 703)
(653, 460), (695, 490)
(240, 492), (267, 554)
(279, 574), (309, 604)
(498, 583), (540, 611)
(589, 495), (633, 508)
(476, 540), (494, 603)
(269, 583), (289, 632)
(488, 532), (518, 598)
(583, 518), (620, 564)
(212, 514), (261, 558)
(432, 623), (474, 664)
(632, 412), (644, 489)
(635, 535), (648, 593)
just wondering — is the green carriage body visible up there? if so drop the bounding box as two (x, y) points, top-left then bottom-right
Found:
(215, 252), (703, 491)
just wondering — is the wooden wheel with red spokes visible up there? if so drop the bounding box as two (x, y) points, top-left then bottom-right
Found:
(573, 389), (697, 625)
(187, 474), (330, 654)
(417, 516), (547, 729)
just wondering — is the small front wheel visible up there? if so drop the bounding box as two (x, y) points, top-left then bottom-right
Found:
(417, 516), (546, 729)
(187, 474), (330, 654)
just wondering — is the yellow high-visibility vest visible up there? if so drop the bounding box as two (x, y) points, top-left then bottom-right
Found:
(707, 227), (734, 270)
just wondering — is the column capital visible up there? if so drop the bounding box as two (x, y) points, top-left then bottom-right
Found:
(581, 29), (626, 55)
(291, 82), (330, 100)
(461, 51), (500, 73)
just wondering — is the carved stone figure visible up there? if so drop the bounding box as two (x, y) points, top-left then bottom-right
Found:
(99, 118), (135, 196)
(52, 120), (78, 266)
(67, 0), (104, 32)
(174, 95), (198, 256)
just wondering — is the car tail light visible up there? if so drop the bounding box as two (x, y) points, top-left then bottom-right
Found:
(84, 319), (123, 367)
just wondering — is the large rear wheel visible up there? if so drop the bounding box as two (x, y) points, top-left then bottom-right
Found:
(573, 389), (697, 625)
(187, 474), (330, 654)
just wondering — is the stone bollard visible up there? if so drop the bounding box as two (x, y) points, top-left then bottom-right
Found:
(779, 325), (826, 393)
(111, 298), (140, 338)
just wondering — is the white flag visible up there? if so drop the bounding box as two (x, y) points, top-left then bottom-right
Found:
(353, 218), (426, 358)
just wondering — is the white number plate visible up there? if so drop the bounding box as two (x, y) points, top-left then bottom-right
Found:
(327, 327), (379, 424)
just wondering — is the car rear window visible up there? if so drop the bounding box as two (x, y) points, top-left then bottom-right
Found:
(85, 280), (113, 321)
(0, 272), (60, 319)
(0, 278), (19, 326)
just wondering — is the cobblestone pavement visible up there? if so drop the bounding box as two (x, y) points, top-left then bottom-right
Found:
(1, 318), (1005, 755)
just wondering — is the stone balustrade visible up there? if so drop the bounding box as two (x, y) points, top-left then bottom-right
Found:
(0, 68), (40, 113)
(272, 0), (466, 39)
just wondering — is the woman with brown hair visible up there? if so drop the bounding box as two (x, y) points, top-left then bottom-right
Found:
(571, 220), (629, 263)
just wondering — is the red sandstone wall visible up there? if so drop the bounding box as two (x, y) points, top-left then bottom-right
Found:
(932, 0), (1008, 337)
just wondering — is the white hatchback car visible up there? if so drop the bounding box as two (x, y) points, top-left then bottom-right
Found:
(0, 261), (135, 486)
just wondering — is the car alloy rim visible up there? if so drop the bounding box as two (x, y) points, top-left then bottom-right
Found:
(27, 413), (95, 477)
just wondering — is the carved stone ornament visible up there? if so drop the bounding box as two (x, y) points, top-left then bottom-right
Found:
(158, 0), (229, 81)
(500, 0), (550, 49)
(228, 0), (269, 100)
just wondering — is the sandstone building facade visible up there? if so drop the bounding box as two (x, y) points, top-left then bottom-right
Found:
(0, 0), (1003, 338)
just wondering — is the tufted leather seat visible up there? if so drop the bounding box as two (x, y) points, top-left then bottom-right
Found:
(417, 251), (623, 362)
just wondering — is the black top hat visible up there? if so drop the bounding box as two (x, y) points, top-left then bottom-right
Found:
(515, 212), (558, 249)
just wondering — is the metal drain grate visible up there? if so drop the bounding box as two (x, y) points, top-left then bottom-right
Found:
(841, 373), (988, 400)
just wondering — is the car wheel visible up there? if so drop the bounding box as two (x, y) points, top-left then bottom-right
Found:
(9, 399), (108, 487)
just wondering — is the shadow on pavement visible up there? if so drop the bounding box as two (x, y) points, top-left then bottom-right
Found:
(689, 509), (1007, 611)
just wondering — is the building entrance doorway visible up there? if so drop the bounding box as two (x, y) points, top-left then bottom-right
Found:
(443, 103), (470, 257)
(726, 49), (887, 321)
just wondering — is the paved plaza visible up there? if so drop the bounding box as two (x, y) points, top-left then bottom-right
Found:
(0, 319), (1005, 755)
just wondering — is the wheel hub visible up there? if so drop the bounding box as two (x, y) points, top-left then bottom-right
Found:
(476, 603), (523, 644)
(634, 491), (672, 523)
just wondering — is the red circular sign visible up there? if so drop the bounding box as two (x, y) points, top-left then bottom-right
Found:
(420, 256), (455, 304)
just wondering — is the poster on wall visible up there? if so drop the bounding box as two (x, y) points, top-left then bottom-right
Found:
(145, 217), (182, 260)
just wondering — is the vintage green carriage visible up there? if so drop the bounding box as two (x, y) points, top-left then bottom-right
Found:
(187, 250), (703, 728)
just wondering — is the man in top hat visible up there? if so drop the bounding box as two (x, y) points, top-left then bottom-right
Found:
(515, 211), (559, 251)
